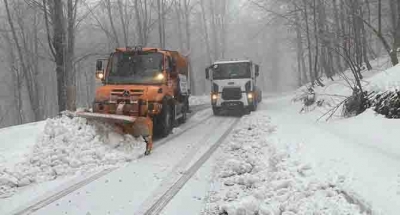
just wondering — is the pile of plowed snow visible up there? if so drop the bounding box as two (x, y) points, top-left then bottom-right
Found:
(202, 112), (368, 215)
(0, 113), (144, 198)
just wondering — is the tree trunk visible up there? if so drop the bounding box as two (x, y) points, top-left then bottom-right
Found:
(1, 31), (24, 124)
(175, 0), (184, 52)
(393, 0), (400, 64)
(3, 0), (41, 119)
(134, 0), (144, 45)
(200, 0), (212, 65)
(66, 0), (76, 111)
(32, 10), (42, 118)
(53, 0), (67, 112)
(183, 0), (194, 95)
(117, 0), (129, 47)
(333, 0), (343, 72)
(210, 0), (219, 61)
(303, 0), (315, 84)
(105, 0), (120, 47)
(294, 7), (307, 85)
(220, 0), (228, 59)
(313, 0), (324, 86)
(157, 0), (166, 49)
(360, 6), (372, 70)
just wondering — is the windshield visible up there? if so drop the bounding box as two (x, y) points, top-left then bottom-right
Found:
(212, 62), (251, 80)
(106, 52), (164, 84)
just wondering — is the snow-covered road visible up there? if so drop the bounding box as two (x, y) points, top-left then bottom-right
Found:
(5, 108), (241, 215)
(259, 96), (400, 215)
(2, 93), (399, 214)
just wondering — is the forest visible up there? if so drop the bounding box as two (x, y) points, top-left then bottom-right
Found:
(0, 0), (399, 128)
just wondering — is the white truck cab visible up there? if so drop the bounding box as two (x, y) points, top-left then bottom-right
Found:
(205, 60), (262, 115)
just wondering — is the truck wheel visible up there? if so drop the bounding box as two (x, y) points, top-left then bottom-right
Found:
(243, 108), (251, 116)
(178, 108), (187, 124)
(249, 100), (257, 112)
(158, 100), (172, 137)
(212, 107), (221, 116)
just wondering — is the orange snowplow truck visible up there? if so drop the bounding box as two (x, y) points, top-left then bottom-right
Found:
(76, 46), (190, 155)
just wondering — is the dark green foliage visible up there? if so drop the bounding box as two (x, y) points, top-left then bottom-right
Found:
(371, 91), (400, 118)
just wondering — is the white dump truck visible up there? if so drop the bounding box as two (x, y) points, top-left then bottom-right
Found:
(205, 60), (262, 115)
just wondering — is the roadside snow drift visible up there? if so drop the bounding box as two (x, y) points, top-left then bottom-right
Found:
(0, 113), (144, 198)
(202, 111), (367, 215)
(292, 58), (400, 121)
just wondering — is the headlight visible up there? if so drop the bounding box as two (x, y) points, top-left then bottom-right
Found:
(212, 94), (218, 100)
(155, 73), (165, 80)
(96, 72), (104, 79)
(247, 93), (253, 99)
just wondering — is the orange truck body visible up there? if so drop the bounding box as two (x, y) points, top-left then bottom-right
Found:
(77, 47), (190, 155)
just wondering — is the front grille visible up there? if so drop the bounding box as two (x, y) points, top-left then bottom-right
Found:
(111, 89), (144, 96)
(222, 87), (242, 100)
(93, 102), (140, 116)
(110, 89), (144, 104)
(221, 101), (243, 109)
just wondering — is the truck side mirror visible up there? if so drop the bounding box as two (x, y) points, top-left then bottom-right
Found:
(96, 60), (103, 71)
(95, 60), (105, 81)
(205, 68), (209, 80)
(171, 58), (177, 71)
(255, 65), (260, 77)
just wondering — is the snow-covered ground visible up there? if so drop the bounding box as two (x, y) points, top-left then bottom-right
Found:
(293, 57), (394, 119)
(0, 121), (46, 169)
(1, 58), (400, 215)
(0, 114), (144, 197)
(190, 95), (210, 106)
(258, 98), (400, 215)
(201, 111), (368, 215)
(0, 114), (146, 214)
(24, 110), (236, 215)
(198, 58), (400, 215)
(0, 107), (216, 215)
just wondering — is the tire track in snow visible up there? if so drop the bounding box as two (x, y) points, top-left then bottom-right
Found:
(339, 190), (373, 215)
(9, 106), (212, 215)
(141, 117), (241, 215)
(10, 168), (117, 215)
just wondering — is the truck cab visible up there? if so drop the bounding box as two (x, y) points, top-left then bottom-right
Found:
(93, 47), (190, 137)
(205, 60), (262, 115)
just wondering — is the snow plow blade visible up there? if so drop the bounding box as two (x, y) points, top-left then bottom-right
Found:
(75, 111), (154, 155)
(75, 111), (137, 123)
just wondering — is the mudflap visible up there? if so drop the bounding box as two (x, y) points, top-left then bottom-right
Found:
(113, 117), (154, 156)
(131, 117), (153, 156)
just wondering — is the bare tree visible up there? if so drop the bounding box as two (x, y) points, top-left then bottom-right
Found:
(200, 0), (212, 65)
(157, 0), (166, 48)
(3, 0), (41, 119)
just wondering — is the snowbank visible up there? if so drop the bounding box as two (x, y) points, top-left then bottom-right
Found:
(190, 95), (210, 106)
(0, 114), (144, 198)
(202, 111), (367, 215)
(367, 64), (400, 92)
(293, 57), (398, 120)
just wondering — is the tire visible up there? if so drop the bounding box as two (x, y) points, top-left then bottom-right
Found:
(249, 100), (257, 112)
(212, 107), (221, 116)
(242, 107), (251, 116)
(178, 106), (187, 124)
(157, 99), (173, 137)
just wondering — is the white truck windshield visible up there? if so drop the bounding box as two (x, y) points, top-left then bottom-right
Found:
(212, 62), (251, 80)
